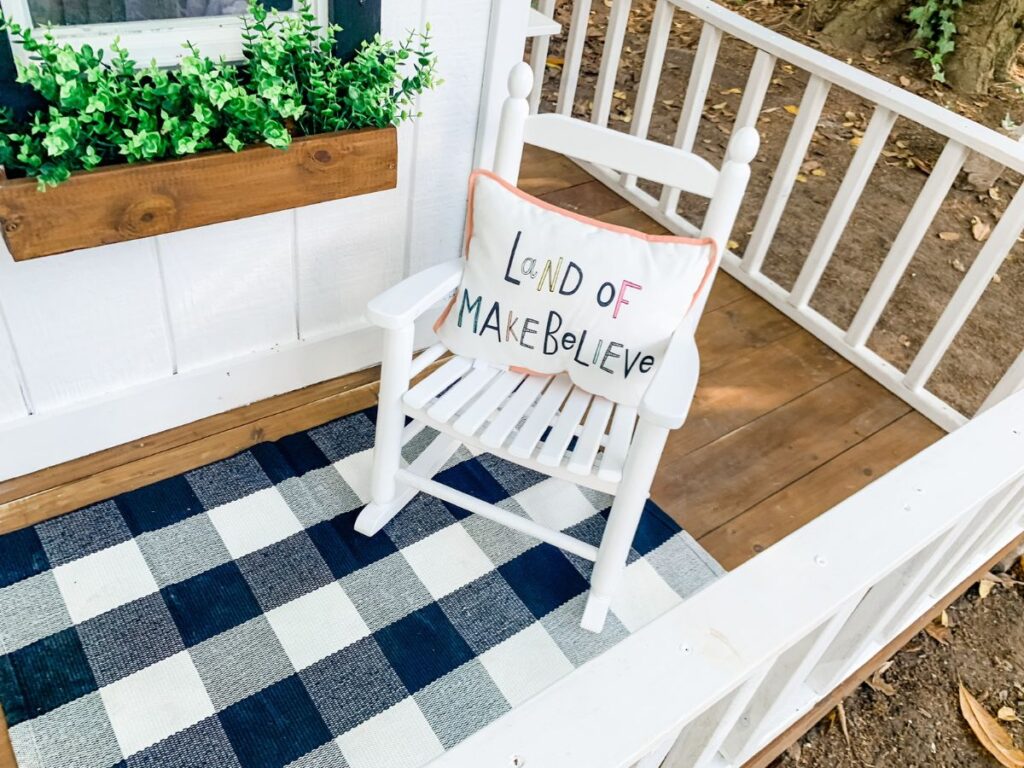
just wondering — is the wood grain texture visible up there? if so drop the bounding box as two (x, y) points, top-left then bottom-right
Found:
(702, 412), (945, 569)
(0, 367), (382, 535)
(0, 366), (381, 507)
(655, 369), (912, 539)
(0, 703), (12, 768)
(0, 128), (397, 261)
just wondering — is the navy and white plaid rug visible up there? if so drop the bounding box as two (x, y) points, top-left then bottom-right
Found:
(0, 407), (721, 768)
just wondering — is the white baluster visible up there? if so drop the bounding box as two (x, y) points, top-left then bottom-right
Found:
(789, 106), (896, 308)
(741, 75), (831, 275)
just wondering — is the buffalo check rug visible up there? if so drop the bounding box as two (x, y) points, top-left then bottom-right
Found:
(0, 407), (722, 768)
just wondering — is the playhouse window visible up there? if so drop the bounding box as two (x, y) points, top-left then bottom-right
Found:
(0, 0), (326, 67)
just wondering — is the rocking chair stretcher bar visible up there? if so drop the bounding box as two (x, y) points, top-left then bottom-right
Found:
(395, 468), (600, 561)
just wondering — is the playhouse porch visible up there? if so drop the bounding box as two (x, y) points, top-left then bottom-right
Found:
(0, 145), (943, 574)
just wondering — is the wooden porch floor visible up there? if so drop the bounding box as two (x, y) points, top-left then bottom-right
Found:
(518, 146), (946, 570)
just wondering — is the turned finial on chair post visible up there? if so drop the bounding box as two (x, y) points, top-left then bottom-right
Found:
(493, 62), (535, 183)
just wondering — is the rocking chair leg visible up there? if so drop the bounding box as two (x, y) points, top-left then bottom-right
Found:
(581, 421), (670, 632)
(355, 324), (415, 537)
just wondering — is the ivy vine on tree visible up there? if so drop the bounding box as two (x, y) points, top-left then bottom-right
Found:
(0, 0), (439, 188)
(907, 0), (963, 82)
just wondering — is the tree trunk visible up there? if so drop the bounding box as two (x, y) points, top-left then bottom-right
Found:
(806, 0), (911, 52)
(944, 0), (1024, 92)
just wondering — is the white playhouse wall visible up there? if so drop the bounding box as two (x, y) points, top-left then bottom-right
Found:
(0, 0), (527, 480)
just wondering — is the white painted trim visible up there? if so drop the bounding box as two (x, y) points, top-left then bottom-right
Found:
(0, 316), (435, 481)
(474, 0), (531, 170)
(1, 0), (328, 67)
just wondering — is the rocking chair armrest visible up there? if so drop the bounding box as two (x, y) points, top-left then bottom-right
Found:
(365, 259), (465, 330)
(639, 331), (700, 430)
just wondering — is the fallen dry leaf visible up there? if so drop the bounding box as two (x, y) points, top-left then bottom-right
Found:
(867, 661), (897, 697)
(727, 239), (740, 250)
(980, 578), (996, 598)
(899, 74), (912, 87)
(938, 231), (961, 241)
(850, 136), (863, 148)
(925, 622), (951, 645)
(720, 87), (742, 95)
(941, 609), (950, 627)
(1000, 707), (1019, 722)
(811, 168), (827, 177)
(546, 56), (564, 69)
(960, 683), (1024, 767)
(795, 173), (808, 183)
(784, 104), (799, 115)
(837, 701), (851, 748)
(952, 258), (967, 273)
(972, 217), (992, 242)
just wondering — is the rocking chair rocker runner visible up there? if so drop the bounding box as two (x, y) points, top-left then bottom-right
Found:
(356, 62), (758, 633)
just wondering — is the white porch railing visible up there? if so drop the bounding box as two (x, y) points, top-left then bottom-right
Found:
(434, 386), (1024, 768)
(525, 0), (1024, 432)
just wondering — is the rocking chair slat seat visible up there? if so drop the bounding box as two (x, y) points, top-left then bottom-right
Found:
(454, 369), (527, 435)
(426, 363), (501, 422)
(479, 374), (549, 449)
(402, 354), (645, 494)
(508, 374), (573, 459)
(567, 396), (614, 477)
(598, 404), (638, 484)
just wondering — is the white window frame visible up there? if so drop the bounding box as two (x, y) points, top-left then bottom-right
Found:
(1, 0), (328, 67)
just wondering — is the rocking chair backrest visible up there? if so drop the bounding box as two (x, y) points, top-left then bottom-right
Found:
(491, 63), (759, 324)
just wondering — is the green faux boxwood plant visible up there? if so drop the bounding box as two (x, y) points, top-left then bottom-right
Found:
(0, 0), (439, 188)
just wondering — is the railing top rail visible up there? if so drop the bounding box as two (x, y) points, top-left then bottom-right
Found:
(672, 0), (1024, 174)
(430, 387), (1024, 768)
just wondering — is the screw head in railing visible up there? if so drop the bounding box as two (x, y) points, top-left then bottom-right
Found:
(814, 555), (827, 567)
(510, 755), (526, 767)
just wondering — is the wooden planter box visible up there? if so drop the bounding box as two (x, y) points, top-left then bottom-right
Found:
(0, 126), (397, 261)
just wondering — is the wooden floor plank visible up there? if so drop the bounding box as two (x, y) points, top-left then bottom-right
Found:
(671, 331), (851, 459)
(518, 146), (593, 196)
(695, 294), (799, 374)
(653, 369), (912, 539)
(700, 411), (945, 569)
(536, 180), (630, 217)
(0, 705), (13, 768)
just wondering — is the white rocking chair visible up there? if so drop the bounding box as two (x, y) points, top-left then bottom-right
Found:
(356, 62), (758, 632)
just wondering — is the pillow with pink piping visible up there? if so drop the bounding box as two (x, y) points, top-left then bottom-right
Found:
(435, 170), (716, 407)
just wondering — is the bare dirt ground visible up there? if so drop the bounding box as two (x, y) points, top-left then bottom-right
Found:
(774, 564), (1024, 768)
(537, 0), (1024, 417)
(535, 3), (1024, 764)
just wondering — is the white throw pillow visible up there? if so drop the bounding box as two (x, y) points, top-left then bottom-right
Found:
(435, 170), (717, 407)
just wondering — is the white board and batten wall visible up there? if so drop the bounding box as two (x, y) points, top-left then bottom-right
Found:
(0, 0), (531, 481)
